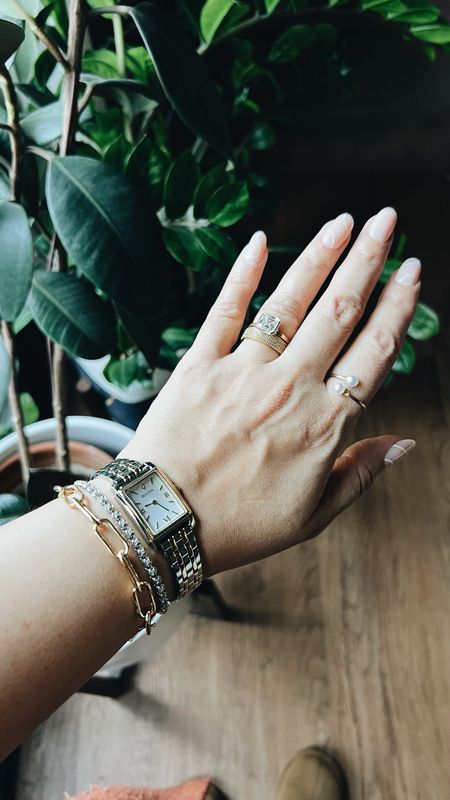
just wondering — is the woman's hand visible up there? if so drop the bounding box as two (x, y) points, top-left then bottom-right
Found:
(122, 207), (419, 577)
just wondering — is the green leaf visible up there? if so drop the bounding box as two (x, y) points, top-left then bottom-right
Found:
(163, 151), (199, 219)
(162, 225), (210, 270)
(195, 226), (237, 267)
(268, 24), (314, 62)
(21, 102), (91, 146)
(80, 71), (155, 97)
(116, 305), (162, 367)
(125, 136), (169, 196)
(392, 339), (416, 373)
(410, 24), (450, 44)
(34, 48), (56, 88)
(45, 156), (161, 316)
(161, 326), (198, 350)
(214, 2), (249, 37)
(407, 302), (440, 340)
(130, 3), (232, 158)
(30, 271), (117, 359)
(206, 182), (249, 227)
(0, 494), (28, 524)
(103, 352), (150, 389)
(20, 391), (39, 425)
(193, 164), (229, 218)
(248, 122), (276, 150)
(0, 202), (33, 322)
(82, 108), (123, 151)
(379, 258), (401, 284)
(395, 6), (440, 24)
(103, 134), (132, 169)
(200, 0), (235, 43)
(264, 0), (283, 12)
(0, 15), (24, 62)
(82, 49), (118, 78)
(0, 0), (39, 17)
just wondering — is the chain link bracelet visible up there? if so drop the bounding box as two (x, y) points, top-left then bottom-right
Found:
(76, 480), (170, 614)
(54, 484), (157, 635)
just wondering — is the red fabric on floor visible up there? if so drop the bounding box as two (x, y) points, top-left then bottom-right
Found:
(65, 778), (211, 800)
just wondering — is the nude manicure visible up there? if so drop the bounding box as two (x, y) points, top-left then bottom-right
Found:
(322, 213), (354, 249)
(243, 230), (266, 263)
(395, 257), (421, 286)
(369, 207), (397, 243)
(384, 438), (416, 467)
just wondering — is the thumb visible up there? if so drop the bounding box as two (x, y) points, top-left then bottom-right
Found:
(310, 436), (416, 537)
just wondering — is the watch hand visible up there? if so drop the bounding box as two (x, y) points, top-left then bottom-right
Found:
(145, 500), (172, 514)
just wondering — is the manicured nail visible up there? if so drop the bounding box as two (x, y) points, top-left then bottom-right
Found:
(322, 213), (354, 249)
(369, 207), (397, 242)
(384, 438), (416, 467)
(243, 230), (266, 263)
(395, 257), (421, 286)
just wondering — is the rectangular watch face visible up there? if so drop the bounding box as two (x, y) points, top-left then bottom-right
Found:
(122, 470), (187, 538)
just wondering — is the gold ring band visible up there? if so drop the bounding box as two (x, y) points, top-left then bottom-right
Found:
(329, 373), (367, 410)
(241, 326), (287, 355)
(247, 323), (290, 345)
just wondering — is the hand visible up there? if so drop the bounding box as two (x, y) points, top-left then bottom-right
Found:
(121, 207), (419, 577)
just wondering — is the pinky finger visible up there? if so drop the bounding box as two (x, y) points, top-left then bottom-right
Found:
(307, 435), (416, 538)
(194, 231), (268, 359)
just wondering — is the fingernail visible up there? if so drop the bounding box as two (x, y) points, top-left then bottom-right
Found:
(384, 438), (416, 467)
(243, 230), (266, 263)
(369, 207), (397, 242)
(322, 212), (354, 249)
(395, 257), (421, 286)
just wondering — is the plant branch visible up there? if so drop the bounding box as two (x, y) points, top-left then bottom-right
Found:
(0, 65), (22, 201)
(113, 13), (126, 76)
(88, 5), (131, 17)
(0, 122), (13, 134)
(0, 321), (30, 487)
(9, 0), (70, 72)
(78, 82), (95, 114)
(0, 65), (30, 486)
(50, 0), (87, 472)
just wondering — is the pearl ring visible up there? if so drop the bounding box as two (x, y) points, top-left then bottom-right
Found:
(329, 373), (366, 410)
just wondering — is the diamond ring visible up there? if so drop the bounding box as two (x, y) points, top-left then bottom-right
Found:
(241, 313), (290, 356)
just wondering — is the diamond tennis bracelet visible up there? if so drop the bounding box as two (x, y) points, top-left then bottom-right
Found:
(76, 480), (170, 614)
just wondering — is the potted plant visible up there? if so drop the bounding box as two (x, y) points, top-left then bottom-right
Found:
(0, 0), (443, 640)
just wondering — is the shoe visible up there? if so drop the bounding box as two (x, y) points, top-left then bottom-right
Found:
(275, 747), (349, 800)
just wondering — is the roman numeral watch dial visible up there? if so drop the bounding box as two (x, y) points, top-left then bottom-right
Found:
(124, 472), (186, 538)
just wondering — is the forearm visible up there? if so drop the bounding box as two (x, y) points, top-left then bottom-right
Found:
(0, 496), (153, 760)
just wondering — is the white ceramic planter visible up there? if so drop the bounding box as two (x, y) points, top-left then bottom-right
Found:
(0, 415), (189, 675)
(75, 356), (172, 404)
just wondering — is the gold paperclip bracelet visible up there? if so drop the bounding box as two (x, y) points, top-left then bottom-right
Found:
(55, 484), (157, 635)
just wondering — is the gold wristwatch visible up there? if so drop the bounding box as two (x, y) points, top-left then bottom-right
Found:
(92, 459), (203, 599)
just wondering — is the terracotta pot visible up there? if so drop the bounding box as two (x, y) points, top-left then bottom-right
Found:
(0, 439), (113, 495)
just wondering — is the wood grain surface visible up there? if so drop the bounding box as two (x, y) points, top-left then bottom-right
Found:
(14, 351), (450, 800)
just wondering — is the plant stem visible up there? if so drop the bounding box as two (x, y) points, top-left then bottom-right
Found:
(0, 321), (30, 487)
(51, 0), (87, 472)
(113, 13), (126, 76)
(88, 5), (131, 17)
(0, 65), (30, 487)
(0, 122), (13, 134)
(0, 66), (22, 202)
(9, 0), (70, 72)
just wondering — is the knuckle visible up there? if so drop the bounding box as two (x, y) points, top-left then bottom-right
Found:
(301, 246), (324, 273)
(210, 300), (242, 322)
(362, 326), (400, 362)
(268, 292), (304, 324)
(354, 460), (376, 497)
(321, 291), (362, 330)
(355, 243), (384, 269)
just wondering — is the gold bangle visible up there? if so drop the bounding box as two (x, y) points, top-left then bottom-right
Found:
(55, 484), (157, 636)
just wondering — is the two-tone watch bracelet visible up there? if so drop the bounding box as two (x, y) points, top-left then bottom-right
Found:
(76, 480), (170, 614)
